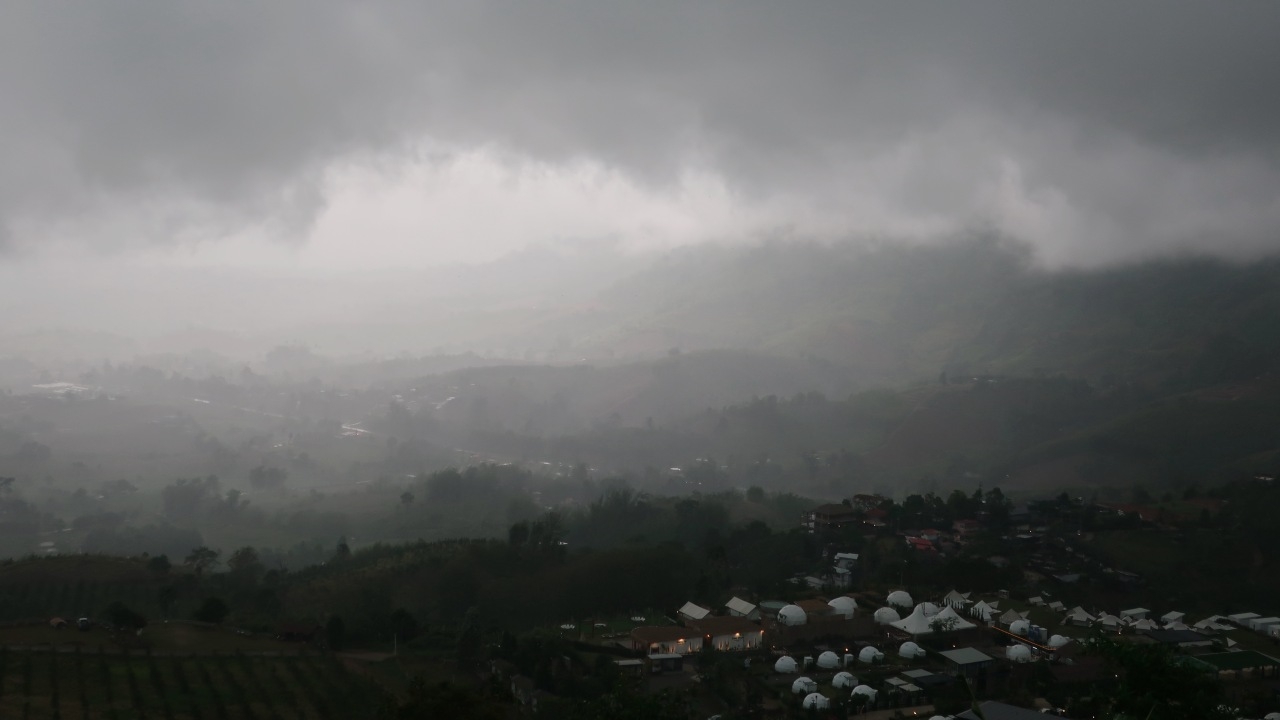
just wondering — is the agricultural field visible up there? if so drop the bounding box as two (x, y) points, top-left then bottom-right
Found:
(0, 646), (387, 719)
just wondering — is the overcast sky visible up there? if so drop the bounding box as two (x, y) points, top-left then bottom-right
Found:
(4, 1), (1280, 274)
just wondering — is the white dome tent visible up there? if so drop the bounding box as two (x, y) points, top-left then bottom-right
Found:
(816, 651), (841, 669)
(858, 646), (884, 664)
(791, 677), (817, 694)
(873, 607), (901, 624)
(832, 671), (856, 689)
(774, 656), (798, 673)
(851, 684), (878, 702)
(1006, 644), (1033, 662)
(777, 604), (808, 626)
(1264, 713), (1280, 720)
(802, 693), (829, 710)
(1009, 619), (1031, 636)
(827, 596), (857, 619)
(1048, 634), (1071, 649)
(886, 590), (913, 608)
(898, 641), (926, 659)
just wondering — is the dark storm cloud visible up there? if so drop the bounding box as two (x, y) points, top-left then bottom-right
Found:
(2, 1), (1279, 262)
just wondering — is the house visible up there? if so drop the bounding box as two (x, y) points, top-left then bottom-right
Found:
(689, 616), (765, 652)
(630, 626), (702, 655)
(952, 519), (983, 539)
(725, 596), (759, 619)
(1247, 616), (1280, 633)
(677, 601), (710, 623)
(805, 503), (861, 533)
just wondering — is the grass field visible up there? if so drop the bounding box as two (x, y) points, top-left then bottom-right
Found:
(0, 646), (386, 719)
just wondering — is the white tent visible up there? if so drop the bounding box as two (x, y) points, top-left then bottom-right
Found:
(832, 671), (856, 689)
(1009, 619), (1031, 636)
(725, 596), (758, 618)
(802, 693), (829, 710)
(816, 651), (841, 669)
(943, 589), (971, 607)
(828, 596), (857, 619)
(778, 605), (808, 626)
(887, 590), (913, 607)
(677, 601), (710, 621)
(999, 609), (1027, 625)
(873, 607), (901, 625)
(970, 600), (997, 622)
(791, 677), (817, 694)
(1130, 618), (1159, 631)
(1098, 613), (1124, 627)
(1006, 644), (1032, 662)
(1028, 596), (1045, 606)
(1164, 621), (1190, 631)
(1063, 606), (1095, 626)
(858, 646), (883, 664)
(1047, 601), (1065, 612)
(1194, 615), (1234, 631)
(1161, 611), (1185, 624)
(1048, 635), (1071, 649)
(890, 605), (935, 636)
(851, 685), (877, 701)
(919, 601), (941, 617)
(1263, 712), (1280, 720)
(898, 641), (926, 659)
(1120, 607), (1150, 620)
(932, 605), (977, 631)
(774, 656), (798, 673)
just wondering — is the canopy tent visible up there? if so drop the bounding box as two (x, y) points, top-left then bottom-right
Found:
(942, 589), (971, 607)
(890, 605), (935, 635)
(998, 609), (1028, 625)
(1130, 618), (1159, 631)
(1063, 606), (1095, 626)
(970, 600), (997, 622)
(932, 605), (977, 631)
(1097, 613), (1124, 627)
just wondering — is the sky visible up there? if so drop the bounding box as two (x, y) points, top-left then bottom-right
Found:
(2, 1), (1280, 349)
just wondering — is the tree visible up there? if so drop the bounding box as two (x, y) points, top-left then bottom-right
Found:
(334, 536), (351, 560)
(248, 464), (288, 490)
(400, 491), (415, 506)
(746, 485), (765, 503)
(455, 608), (482, 672)
(193, 597), (229, 624)
(104, 601), (147, 630)
(157, 585), (177, 618)
(226, 546), (261, 574)
(184, 546), (220, 577)
(147, 554), (171, 576)
(326, 616), (346, 651)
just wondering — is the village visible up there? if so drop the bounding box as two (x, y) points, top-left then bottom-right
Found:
(539, 490), (1280, 719)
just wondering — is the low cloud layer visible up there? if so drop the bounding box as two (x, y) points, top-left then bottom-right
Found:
(3, 1), (1280, 266)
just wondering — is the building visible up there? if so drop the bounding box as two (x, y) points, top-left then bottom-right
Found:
(938, 647), (995, 678)
(630, 626), (702, 655)
(804, 503), (860, 533)
(691, 616), (765, 651)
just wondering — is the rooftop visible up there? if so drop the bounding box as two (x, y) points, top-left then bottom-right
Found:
(938, 647), (994, 666)
(690, 616), (763, 637)
(630, 626), (692, 644)
(958, 701), (1062, 720)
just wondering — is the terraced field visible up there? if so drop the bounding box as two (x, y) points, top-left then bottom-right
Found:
(0, 647), (387, 720)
